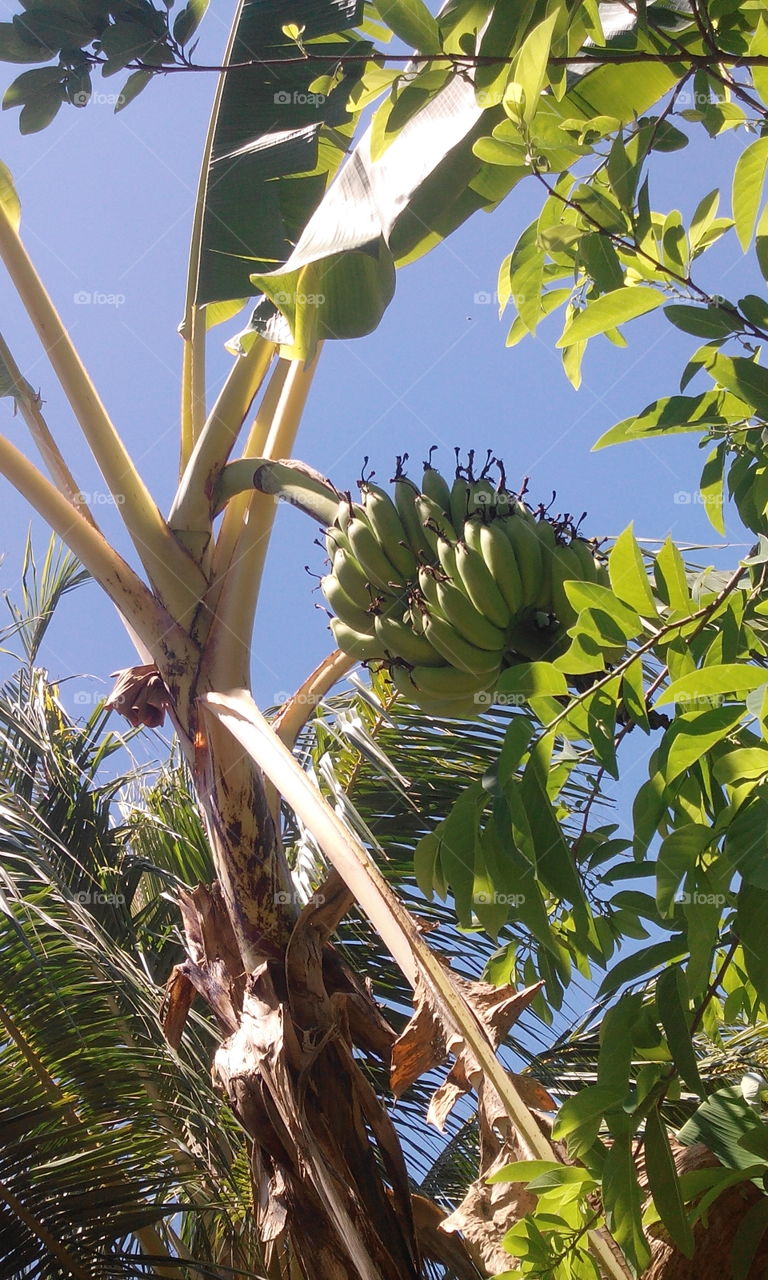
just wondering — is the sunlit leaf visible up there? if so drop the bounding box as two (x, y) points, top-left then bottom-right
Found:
(557, 286), (663, 347)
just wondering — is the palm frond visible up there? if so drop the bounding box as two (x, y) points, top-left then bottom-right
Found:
(276, 669), (615, 1201)
(0, 605), (264, 1276)
(2, 532), (89, 664)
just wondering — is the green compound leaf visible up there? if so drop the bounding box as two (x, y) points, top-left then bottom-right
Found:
(644, 1104), (695, 1256)
(557, 285), (663, 347)
(657, 666), (768, 708)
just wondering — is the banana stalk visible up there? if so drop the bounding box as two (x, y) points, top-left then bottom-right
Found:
(0, 200), (205, 624)
(169, 337), (276, 562)
(210, 357), (291, 595)
(214, 457), (341, 526)
(0, 435), (192, 664)
(205, 355), (320, 690)
(0, 330), (95, 525)
(202, 690), (632, 1280)
(178, 0), (247, 470)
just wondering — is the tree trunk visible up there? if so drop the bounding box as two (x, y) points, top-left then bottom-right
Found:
(644, 1142), (768, 1280)
(155, 657), (425, 1280)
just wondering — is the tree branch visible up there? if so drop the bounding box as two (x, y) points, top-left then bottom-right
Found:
(124, 51), (768, 73)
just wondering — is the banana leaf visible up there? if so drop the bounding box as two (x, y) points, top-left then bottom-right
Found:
(192, 0), (370, 308)
(237, 1), (692, 357)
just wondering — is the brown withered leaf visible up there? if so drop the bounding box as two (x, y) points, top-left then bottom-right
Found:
(441, 1142), (537, 1277)
(391, 966), (555, 1275)
(216, 959), (421, 1280)
(391, 967), (543, 1100)
(106, 664), (170, 728)
(400, 1192), (484, 1280)
(161, 883), (246, 1044)
(160, 968), (196, 1050)
(390, 971), (449, 1096)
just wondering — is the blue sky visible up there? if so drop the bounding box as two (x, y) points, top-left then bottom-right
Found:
(0, 11), (759, 789)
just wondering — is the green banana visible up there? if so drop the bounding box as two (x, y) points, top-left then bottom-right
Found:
(436, 535), (459, 580)
(336, 499), (358, 534)
(506, 615), (568, 663)
(532, 518), (558, 609)
(405, 663), (499, 701)
(421, 465), (453, 517)
(511, 498), (536, 522)
(408, 602), (428, 636)
(499, 514), (545, 609)
(325, 526), (350, 561)
(417, 565), (442, 609)
(330, 617), (386, 661)
(568, 536), (600, 584)
(416, 495), (457, 555)
(361, 482), (418, 580)
(549, 543), (583, 628)
(455, 532), (511, 630)
(346, 518), (402, 590)
(466, 477), (498, 518)
(594, 554), (610, 589)
(492, 488), (516, 518)
(423, 613), (503, 676)
(532, 517), (557, 552)
(419, 565), (505, 651)
(321, 574), (375, 635)
(375, 583), (411, 622)
(478, 521), (524, 615)
(391, 666), (486, 720)
(449, 474), (471, 529)
(373, 613), (445, 666)
(394, 473), (432, 558)
(332, 549), (373, 610)
(434, 579), (508, 651)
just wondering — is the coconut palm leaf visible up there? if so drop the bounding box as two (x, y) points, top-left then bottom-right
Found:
(0, 560), (266, 1279)
(2, 531), (89, 663)
(0, 780), (259, 1278)
(276, 668), (617, 1199)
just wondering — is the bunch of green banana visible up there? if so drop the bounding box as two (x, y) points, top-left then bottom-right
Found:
(314, 454), (615, 717)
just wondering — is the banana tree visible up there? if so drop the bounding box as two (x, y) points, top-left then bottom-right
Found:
(0, 1), (725, 1277)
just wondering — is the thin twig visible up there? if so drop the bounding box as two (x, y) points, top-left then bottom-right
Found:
(542, 563), (746, 740)
(121, 50), (768, 73)
(532, 171), (768, 346)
